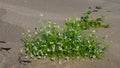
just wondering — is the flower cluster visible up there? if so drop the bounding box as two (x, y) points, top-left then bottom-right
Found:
(23, 11), (109, 60)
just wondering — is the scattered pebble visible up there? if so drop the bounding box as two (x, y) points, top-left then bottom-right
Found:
(88, 7), (92, 9)
(95, 6), (102, 9)
(0, 41), (6, 43)
(92, 10), (98, 12)
(35, 27), (37, 30)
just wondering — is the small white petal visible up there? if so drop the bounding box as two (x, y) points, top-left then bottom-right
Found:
(48, 25), (51, 28)
(50, 42), (54, 44)
(28, 34), (31, 37)
(27, 30), (30, 33)
(92, 30), (96, 33)
(35, 32), (38, 35)
(40, 13), (43, 16)
(92, 55), (96, 58)
(22, 33), (25, 35)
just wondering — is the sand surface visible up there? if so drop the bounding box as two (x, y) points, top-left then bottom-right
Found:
(0, 0), (120, 68)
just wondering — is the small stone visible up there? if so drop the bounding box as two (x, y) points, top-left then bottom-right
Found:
(35, 27), (37, 30)
(88, 7), (92, 9)
(95, 6), (102, 9)
(0, 41), (6, 43)
(92, 10), (98, 12)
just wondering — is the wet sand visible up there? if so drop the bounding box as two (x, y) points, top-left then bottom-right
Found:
(0, 0), (120, 68)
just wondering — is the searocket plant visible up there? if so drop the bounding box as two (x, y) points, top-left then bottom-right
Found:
(22, 11), (109, 60)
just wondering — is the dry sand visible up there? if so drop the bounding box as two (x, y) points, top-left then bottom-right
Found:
(0, 0), (120, 68)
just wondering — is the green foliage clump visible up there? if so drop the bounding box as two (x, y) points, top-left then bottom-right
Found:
(65, 11), (109, 30)
(22, 11), (109, 60)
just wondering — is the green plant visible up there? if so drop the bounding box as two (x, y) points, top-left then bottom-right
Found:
(22, 11), (109, 60)
(65, 11), (110, 30)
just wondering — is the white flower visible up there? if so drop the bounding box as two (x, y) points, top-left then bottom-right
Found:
(52, 45), (55, 51)
(73, 41), (75, 44)
(43, 56), (46, 59)
(85, 53), (87, 56)
(88, 41), (90, 43)
(26, 43), (29, 45)
(99, 49), (102, 53)
(26, 48), (29, 51)
(35, 31), (38, 35)
(28, 34), (31, 37)
(38, 56), (42, 59)
(57, 25), (60, 28)
(40, 29), (43, 32)
(65, 18), (67, 20)
(27, 30), (30, 33)
(46, 31), (51, 34)
(32, 43), (34, 46)
(43, 45), (46, 47)
(58, 33), (61, 36)
(38, 50), (42, 53)
(53, 23), (56, 25)
(77, 56), (80, 59)
(62, 28), (64, 31)
(34, 46), (37, 51)
(57, 42), (61, 45)
(59, 46), (63, 51)
(105, 35), (109, 38)
(92, 30), (96, 33)
(75, 31), (77, 34)
(76, 18), (80, 20)
(92, 55), (96, 58)
(90, 34), (92, 37)
(48, 21), (52, 24)
(47, 49), (51, 52)
(48, 25), (51, 28)
(89, 45), (91, 47)
(76, 46), (79, 49)
(64, 36), (67, 39)
(50, 42), (54, 44)
(39, 40), (42, 42)
(78, 35), (81, 38)
(22, 33), (24, 35)
(45, 54), (48, 56)
(40, 13), (43, 17)
(52, 46), (55, 52)
(69, 28), (74, 31)
(59, 60), (62, 64)
(37, 42), (40, 45)
(51, 57), (54, 61)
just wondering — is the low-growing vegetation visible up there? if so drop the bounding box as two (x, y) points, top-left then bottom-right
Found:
(22, 11), (110, 60)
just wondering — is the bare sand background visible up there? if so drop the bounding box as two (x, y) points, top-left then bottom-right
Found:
(0, 0), (120, 68)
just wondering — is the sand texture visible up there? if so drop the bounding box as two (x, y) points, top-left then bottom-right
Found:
(0, 0), (120, 68)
